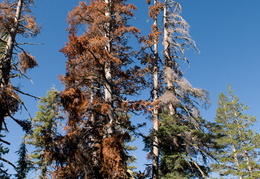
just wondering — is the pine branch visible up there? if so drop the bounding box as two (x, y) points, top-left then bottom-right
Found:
(0, 157), (16, 169)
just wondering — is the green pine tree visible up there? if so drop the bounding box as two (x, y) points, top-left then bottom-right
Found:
(15, 138), (32, 179)
(26, 88), (64, 178)
(157, 113), (219, 179)
(211, 85), (260, 179)
(0, 134), (11, 179)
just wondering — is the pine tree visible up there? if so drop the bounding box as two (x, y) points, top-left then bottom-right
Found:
(0, 134), (12, 179)
(49, 0), (145, 178)
(0, 0), (40, 132)
(211, 85), (260, 179)
(15, 138), (32, 179)
(158, 114), (218, 179)
(142, 1), (217, 178)
(26, 88), (64, 178)
(141, 0), (162, 178)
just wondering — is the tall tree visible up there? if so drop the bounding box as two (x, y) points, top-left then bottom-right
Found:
(0, 0), (40, 131)
(26, 88), (64, 178)
(142, 1), (217, 178)
(0, 0), (39, 175)
(49, 0), (145, 178)
(142, 0), (162, 178)
(211, 85), (260, 179)
(141, 0), (163, 178)
(15, 138), (32, 179)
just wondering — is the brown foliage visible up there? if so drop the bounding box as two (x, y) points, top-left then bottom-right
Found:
(61, 88), (87, 127)
(100, 134), (127, 179)
(18, 52), (38, 73)
(0, 0), (39, 132)
(148, 1), (163, 19)
(149, 24), (161, 44)
(0, 85), (19, 130)
(56, 0), (145, 178)
(0, 1), (40, 37)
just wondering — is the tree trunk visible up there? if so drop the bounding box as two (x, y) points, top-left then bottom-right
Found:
(243, 148), (253, 176)
(163, 0), (176, 117)
(234, 113), (253, 177)
(152, 1), (159, 178)
(0, 0), (23, 131)
(232, 144), (242, 179)
(104, 0), (114, 127)
(1, 0), (23, 87)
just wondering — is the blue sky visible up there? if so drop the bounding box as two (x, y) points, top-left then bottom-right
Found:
(4, 0), (260, 177)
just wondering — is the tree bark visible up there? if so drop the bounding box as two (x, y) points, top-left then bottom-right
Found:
(152, 1), (159, 178)
(232, 144), (242, 179)
(1, 0), (23, 87)
(163, 0), (176, 117)
(104, 0), (114, 128)
(0, 0), (23, 131)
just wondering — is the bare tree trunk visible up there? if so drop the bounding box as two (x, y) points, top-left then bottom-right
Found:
(104, 0), (114, 128)
(163, 0), (176, 117)
(0, 0), (23, 131)
(152, 1), (159, 178)
(1, 0), (23, 87)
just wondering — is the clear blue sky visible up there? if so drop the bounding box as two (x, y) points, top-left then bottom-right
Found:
(5, 0), (260, 177)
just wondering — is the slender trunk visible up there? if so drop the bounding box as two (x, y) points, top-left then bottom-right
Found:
(234, 113), (253, 176)
(243, 148), (253, 176)
(152, 1), (159, 178)
(1, 0), (23, 87)
(232, 144), (242, 179)
(90, 79), (95, 122)
(163, 0), (175, 116)
(0, 0), (23, 131)
(104, 0), (114, 129)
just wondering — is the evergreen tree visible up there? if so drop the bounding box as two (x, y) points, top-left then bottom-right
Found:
(158, 114), (218, 179)
(15, 138), (32, 179)
(26, 88), (64, 178)
(0, 2), (40, 175)
(0, 134), (12, 179)
(49, 0), (145, 178)
(0, 0), (40, 131)
(211, 85), (260, 179)
(141, 1), (218, 178)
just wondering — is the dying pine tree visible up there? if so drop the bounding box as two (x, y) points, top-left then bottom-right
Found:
(0, 0), (40, 131)
(141, 1), (219, 178)
(140, 0), (162, 178)
(48, 0), (145, 178)
(0, 0), (39, 174)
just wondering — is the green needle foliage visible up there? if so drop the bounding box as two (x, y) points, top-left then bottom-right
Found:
(0, 134), (11, 179)
(26, 88), (64, 178)
(15, 138), (32, 179)
(157, 113), (219, 179)
(211, 85), (260, 179)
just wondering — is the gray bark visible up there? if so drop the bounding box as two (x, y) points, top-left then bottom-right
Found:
(152, 1), (159, 178)
(104, 0), (114, 128)
(1, 0), (23, 87)
(163, 0), (175, 116)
